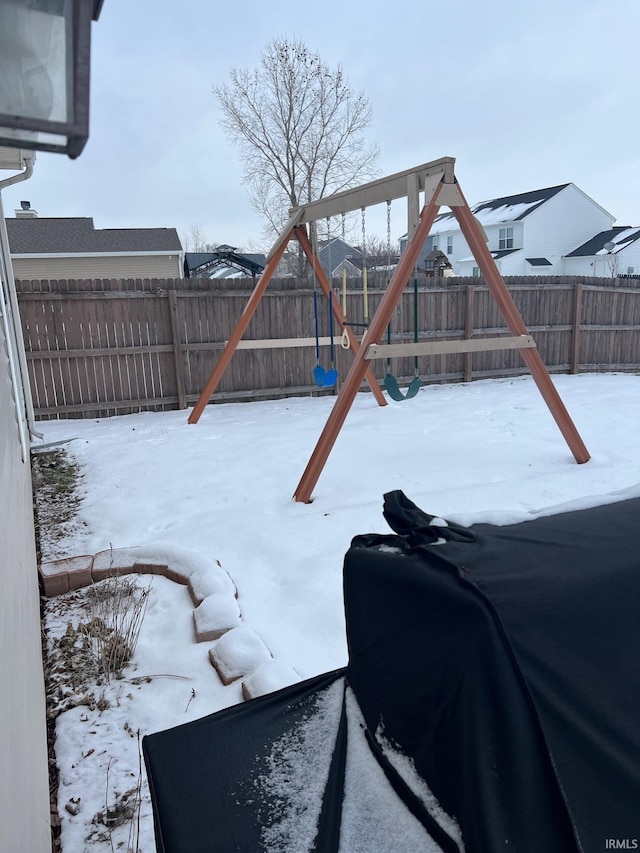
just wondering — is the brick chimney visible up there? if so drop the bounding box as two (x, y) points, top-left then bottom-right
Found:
(15, 201), (38, 219)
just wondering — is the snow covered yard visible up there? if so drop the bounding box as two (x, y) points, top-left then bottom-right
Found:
(37, 372), (640, 852)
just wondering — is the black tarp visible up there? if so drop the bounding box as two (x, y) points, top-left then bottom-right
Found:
(143, 492), (640, 852)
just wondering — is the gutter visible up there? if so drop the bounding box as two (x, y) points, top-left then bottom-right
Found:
(0, 154), (43, 445)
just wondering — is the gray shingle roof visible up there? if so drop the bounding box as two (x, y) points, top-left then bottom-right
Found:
(565, 227), (640, 257)
(491, 249), (520, 259)
(425, 183), (572, 234)
(471, 184), (569, 221)
(6, 217), (183, 254)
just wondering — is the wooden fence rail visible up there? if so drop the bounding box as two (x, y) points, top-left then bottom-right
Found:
(15, 275), (640, 419)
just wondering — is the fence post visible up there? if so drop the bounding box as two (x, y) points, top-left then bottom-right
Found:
(570, 283), (582, 375)
(167, 289), (187, 409)
(464, 284), (475, 382)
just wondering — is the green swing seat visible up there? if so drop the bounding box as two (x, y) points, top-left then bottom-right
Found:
(384, 278), (421, 402)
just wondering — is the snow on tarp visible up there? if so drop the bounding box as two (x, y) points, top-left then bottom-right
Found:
(143, 671), (459, 853)
(145, 490), (640, 853)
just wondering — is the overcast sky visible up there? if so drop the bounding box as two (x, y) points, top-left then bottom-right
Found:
(3, 0), (639, 251)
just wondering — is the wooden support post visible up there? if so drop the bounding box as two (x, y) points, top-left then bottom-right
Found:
(167, 289), (187, 410)
(293, 178), (444, 502)
(571, 283), (583, 375)
(464, 284), (474, 383)
(187, 227), (294, 424)
(294, 225), (387, 408)
(452, 192), (590, 464)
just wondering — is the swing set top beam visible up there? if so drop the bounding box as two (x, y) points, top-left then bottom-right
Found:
(266, 157), (456, 262)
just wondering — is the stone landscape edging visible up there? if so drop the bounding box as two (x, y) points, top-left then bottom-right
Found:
(38, 548), (301, 701)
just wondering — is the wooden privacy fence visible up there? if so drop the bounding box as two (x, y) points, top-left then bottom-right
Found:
(15, 275), (640, 419)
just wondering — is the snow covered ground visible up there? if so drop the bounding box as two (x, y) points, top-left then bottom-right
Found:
(39, 372), (640, 851)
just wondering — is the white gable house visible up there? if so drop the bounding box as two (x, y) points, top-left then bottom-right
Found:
(564, 227), (640, 279)
(408, 183), (616, 277)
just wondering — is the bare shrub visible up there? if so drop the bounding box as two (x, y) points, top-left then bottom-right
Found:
(81, 575), (151, 681)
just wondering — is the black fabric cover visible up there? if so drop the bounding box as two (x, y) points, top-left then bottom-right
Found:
(143, 493), (640, 852)
(143, 669), (348, 853)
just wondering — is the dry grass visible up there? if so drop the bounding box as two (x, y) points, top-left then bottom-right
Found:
(81, 573), (151, 682)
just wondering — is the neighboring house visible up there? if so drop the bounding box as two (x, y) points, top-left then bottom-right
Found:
(184, 245), (266, 279)
(422, 249), (453, 277)
(403, 183), (616, 277)
(6, 203), (184, 280)
(276, 236), (365, 279)
(318, 237), (364, 278)
(564, 226), (640, 278)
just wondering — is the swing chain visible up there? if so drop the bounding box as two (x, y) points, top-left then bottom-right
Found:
(386, 200), (392, 270)
(326, 216), (331, 280)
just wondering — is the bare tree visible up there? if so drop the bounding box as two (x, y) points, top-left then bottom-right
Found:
(215, 36), (379, 245)
(363, 234), (401, 266)
(182, 224), (218, 253)
(606, 251), (619, 279)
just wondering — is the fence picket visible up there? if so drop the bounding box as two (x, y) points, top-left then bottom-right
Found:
(15, 275), (640, 419)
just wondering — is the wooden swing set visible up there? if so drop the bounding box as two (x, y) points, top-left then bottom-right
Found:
(188, 156), (590, 502)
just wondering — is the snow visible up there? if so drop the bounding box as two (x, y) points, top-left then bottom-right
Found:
(339, 688), (447, 852)
(188, 564), (236, 605)
(472, 199), (543, 226)
(249, 677), (345, 851)
(38, 371), (640, 851)
(428, 199), (544, 234)
(242, 659), (302, 699)
(209, 625), (273, 684)
(192, 591), (241, 641)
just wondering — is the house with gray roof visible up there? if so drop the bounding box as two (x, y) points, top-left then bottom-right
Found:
(402, 183), (617, 277)
(564, 226), (640, 278)
(6, 203), (183, 280)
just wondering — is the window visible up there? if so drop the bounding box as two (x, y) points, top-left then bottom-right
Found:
(447, 235), (453, 255)
(472, 266), (481, 277)
(499, 227), (514, 250)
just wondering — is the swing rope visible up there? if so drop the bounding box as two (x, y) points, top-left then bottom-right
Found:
(340, 207), (370, 346)
(311, 222), (338, 389)
(326, 217), (337, 377)
(341, 212), (350, 349)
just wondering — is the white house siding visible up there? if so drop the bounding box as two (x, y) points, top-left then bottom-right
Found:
(423, 184), (615, 277)
(564, 243), (640, 278)
(0, 322), (50, 852)
(522, 186), (614, 275)
(12, 252), (182, 280)
(452, 222), (527, 277)
(497, 250), (528, 277)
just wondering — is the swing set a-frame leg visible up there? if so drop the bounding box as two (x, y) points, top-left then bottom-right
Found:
(188, 223), (386, 425)
(293, 175), (590, 503)
(294, 225), (386, 407)
(293, 180), (444, 502)
(188, 227), (294, 424)
(451, 191), (590, 465)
